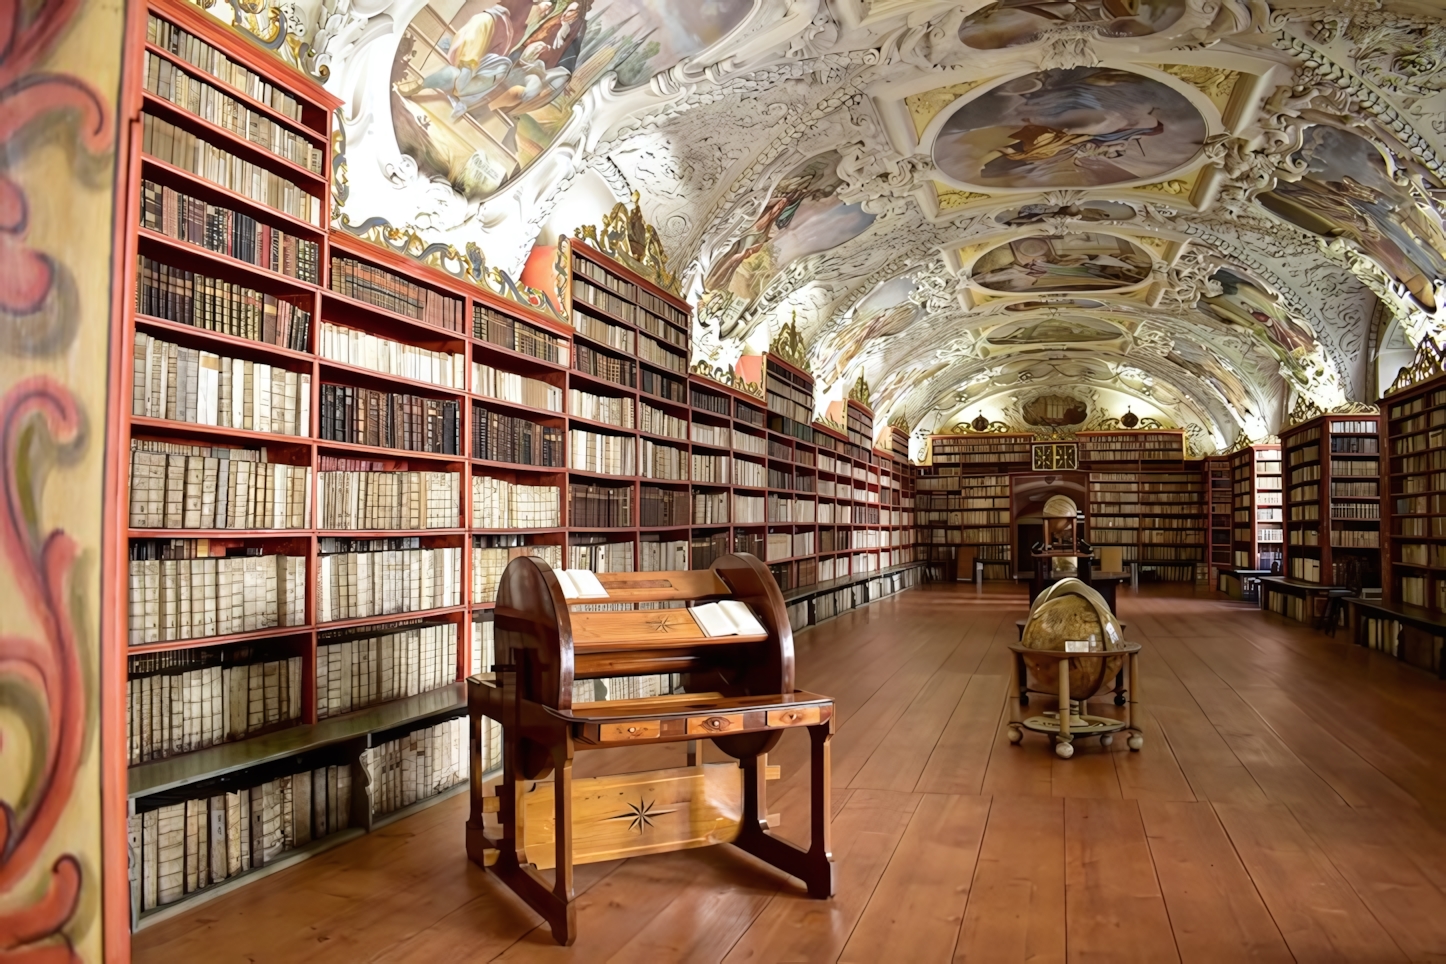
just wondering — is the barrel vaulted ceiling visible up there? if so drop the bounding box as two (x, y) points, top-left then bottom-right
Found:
(201, 0), (1446, 454)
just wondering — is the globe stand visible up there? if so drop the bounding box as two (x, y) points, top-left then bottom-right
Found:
(1007, 643), (1143, 759)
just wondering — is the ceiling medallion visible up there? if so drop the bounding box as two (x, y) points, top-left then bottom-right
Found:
(1121, 408), (1139, 428)
(848, 373), (872, 408)
(951, 413), (1010, 434)
(574, 191), (680, 295)
(932, 68), (1207, 190)
(769, 312), (811, 374)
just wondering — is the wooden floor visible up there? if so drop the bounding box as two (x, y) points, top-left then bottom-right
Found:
(134, 582), (1446, 963)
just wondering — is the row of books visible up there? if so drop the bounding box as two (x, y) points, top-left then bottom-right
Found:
(314, 545), (462, 622)
(134, 333), (310, 435)
(140, 179), (319, 282)
(126, 655), (303, 764)
(768, 495), (817, 524)
(569, 429), (636, 475)
(127, 548), (307, 645)
(571, 255), (688, 329)
(568, 540), (634, 572)
(129, 441), (309, 530)
(691, 452), (729, 484)
(143, 52), (322, 173)
(146, 14), (306, 122)
(569, 388), (631, 427)
(473, 405), (564, 466)
(471, 544), (562, 603)
(1400, 450), (1446, 473)
(330, 256), (463, 332)
(320, 322), (464, 388)
(574, 344), (636, 388)
(641, 487), (689, 527)
(691, 490), (728, 525)
(641, 369), (687, 405)
(1391, 410), (1443, 434)
(363, 716), (472, 817)
(639, 538), (689, 572)
(127, 765), (353, 912)
(472, 476), (560, 529)
(637, 333), (687, 373)
(315, 622), (457, 718)
(1399, 541), (1446, 566)
(141, 114), (321, 225)
(640, 439), (687, 480)
(568, 482), (633, 528)
(572, 308), (633, 353)
(135, 255), (312, 349)
(319, 385), (461, 455)
(689, 420), (728, 447)
(475, 305), (569, 365)
(766, 530), (814, 561)
(317, 464), (459, 530)
(572, 673), (681, 704)
(475, 362), (562, 411)
(642, 403), (688, 440)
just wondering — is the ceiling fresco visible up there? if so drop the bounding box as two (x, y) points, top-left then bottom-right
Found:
(189, 0), (1446, 455)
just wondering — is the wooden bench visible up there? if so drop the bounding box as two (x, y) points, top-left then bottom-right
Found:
(1344, 597), (1446, 676)
(466, 553), (835, 945)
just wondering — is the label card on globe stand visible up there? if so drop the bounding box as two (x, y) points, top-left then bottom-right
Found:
(1064, 639), (1093, 653)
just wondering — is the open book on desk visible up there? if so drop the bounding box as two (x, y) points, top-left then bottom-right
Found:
(690, 600), (767, 637)
(555, 569), (608, 600)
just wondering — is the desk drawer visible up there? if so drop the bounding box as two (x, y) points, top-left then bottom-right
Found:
(687, 713), (744, 735)
(767, 706), (822, 728)
(597, 721), (661, 742)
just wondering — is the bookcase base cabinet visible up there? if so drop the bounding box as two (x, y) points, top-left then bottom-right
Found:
(463, 552), (836, 945)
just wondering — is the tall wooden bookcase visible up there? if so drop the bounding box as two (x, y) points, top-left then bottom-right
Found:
(113, 2), (923, 931)
(1206, 455), (1233, 574)
(1383, 376), (1446, 610)
(1229, 444), (1283, 571)
(1281, 413), (1382, 588)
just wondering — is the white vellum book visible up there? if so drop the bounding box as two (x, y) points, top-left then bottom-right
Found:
(690, 600), (767, 637)
(555, 568), (608, 599)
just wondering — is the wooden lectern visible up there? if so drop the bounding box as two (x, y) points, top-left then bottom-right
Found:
(466, 552), (835, 945)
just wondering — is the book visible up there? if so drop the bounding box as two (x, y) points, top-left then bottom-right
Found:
(690, 600), (767, 637)
(554, 568), (607, 600)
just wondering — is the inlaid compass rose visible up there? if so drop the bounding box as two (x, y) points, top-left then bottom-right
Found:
(645, 613), (685, 633)
(606, 797), (677, 833)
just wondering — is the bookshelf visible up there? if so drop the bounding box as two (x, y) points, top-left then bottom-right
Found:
(1385, 379), (1446, 611)
(1282, 413), (1382, 588)
(1206, 456), (1232, 573)
(1086, 469), (1204, 581)
(1077, 430), (1187, 464)
(114, 1), (924, 929)
(1228, 444), (1282, 571)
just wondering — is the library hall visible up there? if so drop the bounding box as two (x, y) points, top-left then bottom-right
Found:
(18, 0), (1446, 960)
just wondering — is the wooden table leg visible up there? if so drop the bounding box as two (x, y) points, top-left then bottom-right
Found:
(1056, 661), (1072, 759)
(1127, 651), (1144, 751)
(732, 724), (837, 899)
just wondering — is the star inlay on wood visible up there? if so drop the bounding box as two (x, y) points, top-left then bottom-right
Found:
(646, 614), (686, 634)
(606, 797), (677, 834)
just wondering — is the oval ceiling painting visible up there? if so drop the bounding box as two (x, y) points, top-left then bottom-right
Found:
(971, 234), (1153, 292)
(391, 0), (755, 202)
(933, 67), (1207, 189)
(959, 0), (1188, 50)
(986, 316), (1125, 345)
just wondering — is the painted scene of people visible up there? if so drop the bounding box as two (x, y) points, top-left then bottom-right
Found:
(933, 67), (1206, 188)
(1200, 268), (1315, 355)
(970, 233), (1153, 292)
(958, 0), (1188, 49)
(704, 149), (877, 303)
(819, 275), (921, 383)
(390, 0), (754, 201)
(1260, 125), (1446, 311)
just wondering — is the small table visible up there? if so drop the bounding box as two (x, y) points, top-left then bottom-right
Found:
(1217, 568), (1271, 603)
(1007, 643), (1143, 759)
(1257, 576), (1347, 619)
(1019, 563), (1129, 614)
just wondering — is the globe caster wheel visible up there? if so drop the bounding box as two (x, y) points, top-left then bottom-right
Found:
(1008, 725), (1023, 745)
(1115, 694), (1127, 707)
(1128, 733), (1144, 751)
(1100, 733), (1114, 747)
(1055, 741), (1074, 759)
